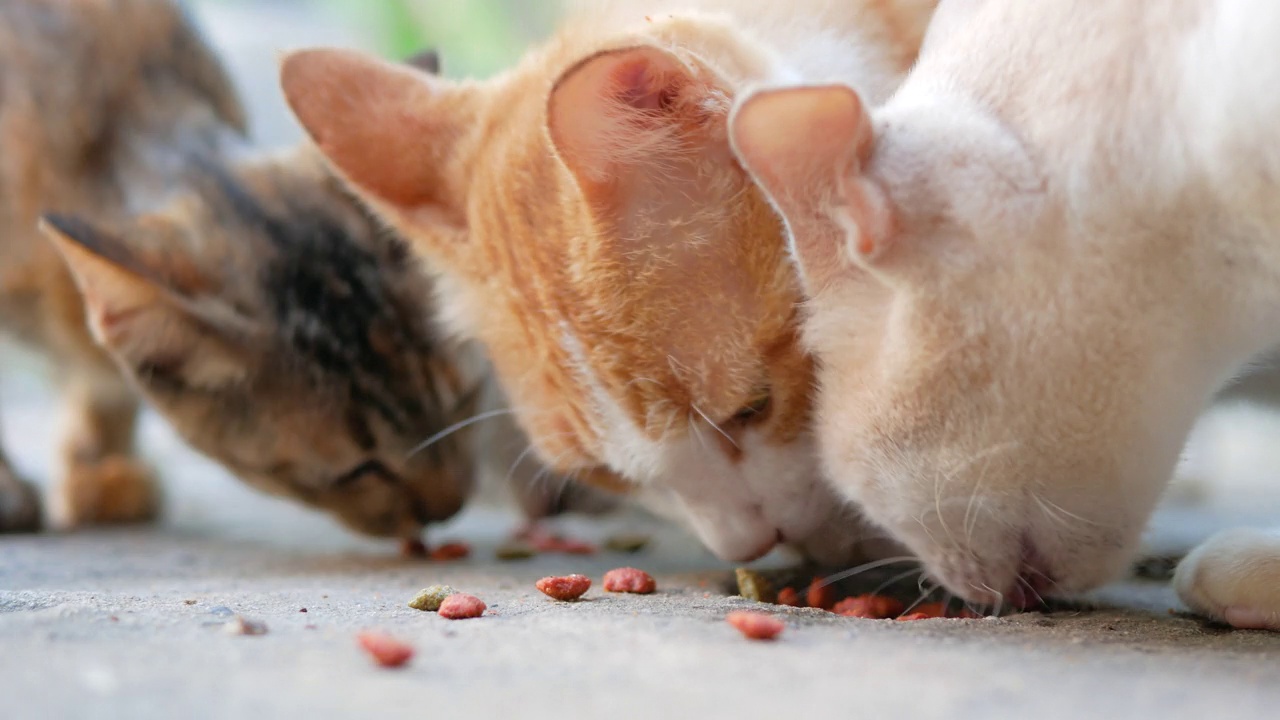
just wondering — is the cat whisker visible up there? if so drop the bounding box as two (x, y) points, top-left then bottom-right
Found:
(814, 556), (920, 589)
(977, 582), (1004, 617)
(687, 414), (711, 455)
(691, 404), (737, 450)
(1033, 492), (1104, 530)
(502, 443), (542, 488)
(870, 567), (925, 598)
(406, 408), (517, 459)
(625, 376), (664, 390)
(526, 447), (575, 497)
(900, 582), (939, 617)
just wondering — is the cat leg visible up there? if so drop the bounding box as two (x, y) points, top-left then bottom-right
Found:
(0, 408), (43, 533)
(1174, 527), (1280, 630)
(51, 372), (159, 527)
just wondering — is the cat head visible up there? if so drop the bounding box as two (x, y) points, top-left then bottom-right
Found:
(275, 29), (867, 562)
(730, 83), (1210, 605)
(40, 150), (480, 540)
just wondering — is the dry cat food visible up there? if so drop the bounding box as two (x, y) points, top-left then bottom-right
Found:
(494, 541), (537, 561)
(438, 593), (487, 619)
(909, 602), (950, 619)
(517, 525), (597, 555)
(735, 568), (775, 604)
(408, 585), (458, 612)
(603, 533), (651, 554)
(555, 539), (597, 555)
(726, 611), (785, 641)
(833, 595), (905, 619)
(603, 567), (657, 594)
(429, 541), (472, 562)
(536, 575), (592, 601)
(776, 587), (802, 607)
(400, 538), (429, 558)
(357, 632), (414, 668)
(806, 578), (837, 611)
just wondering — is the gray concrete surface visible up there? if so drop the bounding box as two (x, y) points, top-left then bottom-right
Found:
(6, 3), (1280, 719)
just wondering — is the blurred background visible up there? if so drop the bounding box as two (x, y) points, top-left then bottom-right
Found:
(190, 0), (562, 149)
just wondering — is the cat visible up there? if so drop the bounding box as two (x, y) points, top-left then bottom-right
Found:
(0, 0), (244, 532)
(0, 0), (585, 539)
(39, 147), (491, 539)
(276, 0), (938, 563)
(729, 0), (1280, 626)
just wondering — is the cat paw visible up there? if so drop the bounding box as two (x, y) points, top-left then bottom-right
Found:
(53, 456), (160, 528)
(0, 467), (43, 533)
(1174, 528), (1280, 631)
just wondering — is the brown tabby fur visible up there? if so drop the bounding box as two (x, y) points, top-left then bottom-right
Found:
(41, 147), (487, 538)
(0, 3), (530, 538)
(281, 0), (936, 561)
(0, 0), (243, 531)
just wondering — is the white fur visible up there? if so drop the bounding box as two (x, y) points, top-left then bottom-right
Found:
(560, 324), (866, 562)
(734, 0), (1280, 618)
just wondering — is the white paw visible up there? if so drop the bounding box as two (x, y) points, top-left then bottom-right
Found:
(1174, 527), (1280, 631)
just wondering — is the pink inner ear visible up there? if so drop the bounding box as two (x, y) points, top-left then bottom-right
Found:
(612, 57), (673, 112)
(281, 49), (454, 211)
(547, 45), (697, 188)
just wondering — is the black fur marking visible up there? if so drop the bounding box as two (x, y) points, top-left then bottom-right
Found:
(188, 160), (453, 463)
(331, 459), (398, 488)
(42, 213), (147, 279)
(134, 356), (189, 394)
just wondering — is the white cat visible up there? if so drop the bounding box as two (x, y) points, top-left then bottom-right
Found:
(729, 0), (1280, 626)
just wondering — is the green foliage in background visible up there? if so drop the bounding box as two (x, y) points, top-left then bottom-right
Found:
(319, 0), (559, 78)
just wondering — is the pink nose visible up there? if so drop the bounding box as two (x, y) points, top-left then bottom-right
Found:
(1008, 538), (1056, 609)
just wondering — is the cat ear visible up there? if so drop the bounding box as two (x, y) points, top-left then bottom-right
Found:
(404, 48), (441, 75)
(279, 48), (476, 258)
(730, 84), (894, 291)
(548, 45), (730, 217)
(39, 214), (256, 390)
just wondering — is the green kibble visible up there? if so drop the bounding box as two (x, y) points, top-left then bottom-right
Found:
(735, 568), (775, 604)
(408, 585), (458, 611)
(494, 542), (537, 561)
(603, 534), (651, 554)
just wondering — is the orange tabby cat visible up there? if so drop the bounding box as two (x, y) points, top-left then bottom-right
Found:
(280, 0), (936, 561)
(0, 0), (243, 531)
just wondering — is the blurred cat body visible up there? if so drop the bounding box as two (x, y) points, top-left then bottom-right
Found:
(729, 0), (1280, 624)
(0, 0), (243, 530)
(281, 0), (937, 562)
(41, 147), (495, 538)
(0, 1), (567, 538)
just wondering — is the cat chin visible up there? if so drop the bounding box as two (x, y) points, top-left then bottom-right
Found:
(597, 430), (853, 562)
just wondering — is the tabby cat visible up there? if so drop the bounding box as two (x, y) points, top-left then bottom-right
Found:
(0, 0), (243, 531)
(0, 1), (577, 538)
(41, 147), (484, 538)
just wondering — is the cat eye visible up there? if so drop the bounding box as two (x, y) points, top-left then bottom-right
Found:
(731, 391), (773, 425)
(331, 459), (398, 488)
